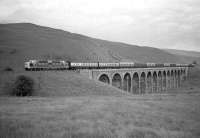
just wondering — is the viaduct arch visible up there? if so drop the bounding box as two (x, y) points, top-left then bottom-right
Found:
(112, 73), (122, 89)
(98, 74), (110, 84)
(80, 66), (189, 94)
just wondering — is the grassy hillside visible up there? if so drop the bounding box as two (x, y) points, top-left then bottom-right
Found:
(164, 49), (200, 58)
(183, 65), (200, 89)
(0, 23), (188, 72)
(0, 70), (127, 97)
(164, 49), (200, 64)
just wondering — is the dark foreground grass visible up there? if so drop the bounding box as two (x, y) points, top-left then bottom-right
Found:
(0, 93), (200, 138)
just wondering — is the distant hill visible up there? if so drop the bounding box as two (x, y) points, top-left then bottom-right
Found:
(164, 49), (200, 64)
(164, 49), (200, 58)
(0, 23), (190, 71)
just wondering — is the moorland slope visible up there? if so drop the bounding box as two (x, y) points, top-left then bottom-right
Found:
(0, 23), (191, 71)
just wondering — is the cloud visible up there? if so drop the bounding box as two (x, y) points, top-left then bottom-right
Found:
(0, 0), (200, 51)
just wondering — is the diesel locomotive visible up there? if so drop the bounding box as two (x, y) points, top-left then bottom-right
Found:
(24, 60), (193, 71)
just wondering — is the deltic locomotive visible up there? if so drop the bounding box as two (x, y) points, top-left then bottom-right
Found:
(24, 60), (193, 71)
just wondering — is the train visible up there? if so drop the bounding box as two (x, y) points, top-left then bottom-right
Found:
(24, 60), (194, 71)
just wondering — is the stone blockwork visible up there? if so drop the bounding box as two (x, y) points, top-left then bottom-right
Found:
(80, 67), (189, 94)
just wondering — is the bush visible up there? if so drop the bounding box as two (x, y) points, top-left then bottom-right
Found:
(12, 75), (35, 96)
(3, 67), (14, 72)
(10, 49), (17, 54)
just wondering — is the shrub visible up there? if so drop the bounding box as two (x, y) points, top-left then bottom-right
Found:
(12, 75), (35, 96)
(192, 60), (197, 65)
(10, 49), (17, 54)
(3, 67), (14, 72)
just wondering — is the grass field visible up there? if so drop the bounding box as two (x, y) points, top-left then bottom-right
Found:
(0, 93), (200, 138)
(0, 65), (200, 138)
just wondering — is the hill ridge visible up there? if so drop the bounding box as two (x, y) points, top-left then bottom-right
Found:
(0, 22), (198, 71)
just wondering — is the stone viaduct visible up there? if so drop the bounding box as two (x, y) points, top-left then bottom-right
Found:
(80, 66), (189, 94)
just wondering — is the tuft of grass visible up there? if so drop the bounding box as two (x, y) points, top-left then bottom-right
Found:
(126, 129), (161, 138)
(9, 49), (17, 54)
(0, 50), (4, 54)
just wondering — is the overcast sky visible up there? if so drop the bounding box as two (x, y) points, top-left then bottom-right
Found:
(0, 0), (200, 51)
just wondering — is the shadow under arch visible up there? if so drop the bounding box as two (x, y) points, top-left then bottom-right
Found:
(175, 70), (178, 88)
(132, 72), (139, 94)
(123, 73), (131, 92)
(153, 72), (157, 93)
(140, 72), (146, 94)
(112, 73), (122, 89)
(171, 70), (174, 88)
(167, 71), (170, 89)
(146, 72), (152, 93)
(178, 70), (181, 87)
(157, 71), (162, 92)
(181, 70), (184, 81)
(99, 74), (110, 84)
(183, 69), (186, 80)
(163, 71), (167, 91)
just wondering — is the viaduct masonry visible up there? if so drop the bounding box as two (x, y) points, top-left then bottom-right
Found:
(80, 67), (189, 94)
